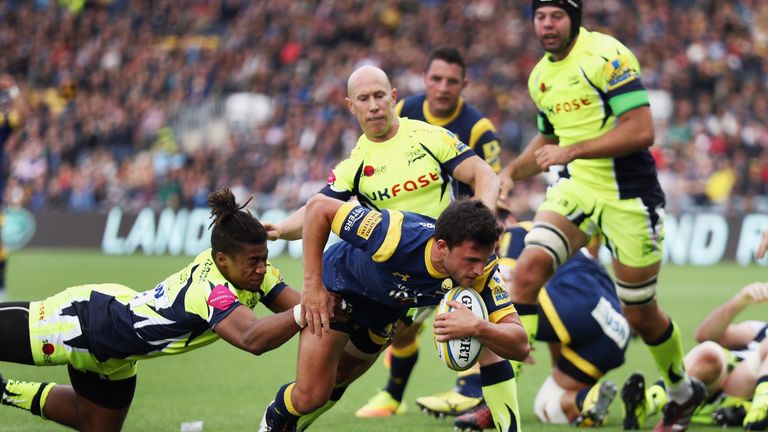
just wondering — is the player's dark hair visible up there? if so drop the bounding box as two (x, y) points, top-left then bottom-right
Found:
(532, 0), (582, 39)
(435, 199), (502, 249)
(208, 188), (266, 255)
(427, 46), (466, 78)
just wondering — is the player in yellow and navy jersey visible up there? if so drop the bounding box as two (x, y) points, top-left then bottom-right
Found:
(258, 196), (528, 432)
(453, 223), (629, 430)
(266, 64), (498, 235)
(264, 64), (500, 420)
(499, 2), (704, 430)
(355, 47), (504, 417)
(0, 189), (308, 431)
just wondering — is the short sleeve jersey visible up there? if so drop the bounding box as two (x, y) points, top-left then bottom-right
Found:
(320, 117), (475, 219)
(322, 203), (516, 326)
(528, 27), (662, 199)
(87, 249), (287, 360)
(396, 95), (501, 197)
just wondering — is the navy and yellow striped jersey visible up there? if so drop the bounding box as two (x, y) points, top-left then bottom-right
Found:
(322, 203), (516, 333)
(396, 95), (501, 197)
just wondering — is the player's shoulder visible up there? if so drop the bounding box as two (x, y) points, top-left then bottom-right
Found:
(457, 100), (487, 123)
(576, 28), (634, 62)
(399, 94), (427, 115)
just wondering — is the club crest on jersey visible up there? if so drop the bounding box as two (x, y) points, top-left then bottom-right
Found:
(404, 147), (427, 165)
(604, 55), (638, 90)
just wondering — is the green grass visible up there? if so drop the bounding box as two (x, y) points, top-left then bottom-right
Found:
(2, 249), (767, 431)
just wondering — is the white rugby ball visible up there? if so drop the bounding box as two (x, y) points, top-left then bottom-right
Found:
(434, 286), (488, 371)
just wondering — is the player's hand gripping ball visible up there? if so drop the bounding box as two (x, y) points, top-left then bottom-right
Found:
(434, 287), (487, 371)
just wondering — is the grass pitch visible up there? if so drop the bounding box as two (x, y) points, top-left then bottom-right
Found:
(2, 248), (767, 431)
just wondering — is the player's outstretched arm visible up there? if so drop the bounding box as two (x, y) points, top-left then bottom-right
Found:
(695, 282), (768, 347)
(452, 155), (500, 211)
(301, 194), (345, 335)
(434, 301), (529, 361)
(264, 206), (307, 241)
(214, 302), (302, 355)
(499, 133), (554, 199)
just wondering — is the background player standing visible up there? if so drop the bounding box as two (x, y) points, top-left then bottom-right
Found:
(499, 1), (705, 430)
(356, 46), (504, 418)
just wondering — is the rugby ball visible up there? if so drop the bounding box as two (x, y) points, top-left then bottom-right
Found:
(434, 287), (488, 371)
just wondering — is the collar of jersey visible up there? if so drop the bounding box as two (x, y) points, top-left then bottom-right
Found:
(423, 97), (464, 127)
(424, 237), (448, 278)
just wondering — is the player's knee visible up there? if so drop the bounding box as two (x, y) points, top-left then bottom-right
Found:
(524, 222), (572, 271)
(685, 341), (726, 386)
(616, 276), (657, 307)
(291, 384), (331, 414)
(533, 375), (568, 424)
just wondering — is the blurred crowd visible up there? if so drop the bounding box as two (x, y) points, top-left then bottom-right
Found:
(0, 0), (767, 217)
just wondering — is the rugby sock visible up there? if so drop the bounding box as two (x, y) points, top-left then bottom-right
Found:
(646, 380), (667, 417)
(514, 303), (538, 376)
(575, 385), (595, 411)
(296, 385), (348, 432)
(268, 382), (301, 430)
(481, 361), (521, 432)
(1, 379), (56, 418)
(752, 377), (768, 407)
(384, 338), (419, 402)
(455, 368), (483, 398)
(645, 320), (691, 402)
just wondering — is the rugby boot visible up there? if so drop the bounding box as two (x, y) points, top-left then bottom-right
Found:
(653, 378), (706, 432)
(573, 380), (617, 427)
(355, 390), (405, 417)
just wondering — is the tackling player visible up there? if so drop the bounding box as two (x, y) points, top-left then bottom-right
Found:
(499, 1), (705, 430)
(356, 46), (503, 418)
(257, 196), (529, 432)
(0, 189), (309, 431)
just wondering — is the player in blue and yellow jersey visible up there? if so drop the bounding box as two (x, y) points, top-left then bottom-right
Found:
(356, 46), (503, 418)
(498, 2), (705, 430)
(0, 189), (308, 431)
(439, 220), (628, 430)
(265, 64), (500, 418)
(258, 196), (529, 432)
(396, 46), (502, 198)
(622, 282), (768, 430)
(0, 73), (27, 302)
